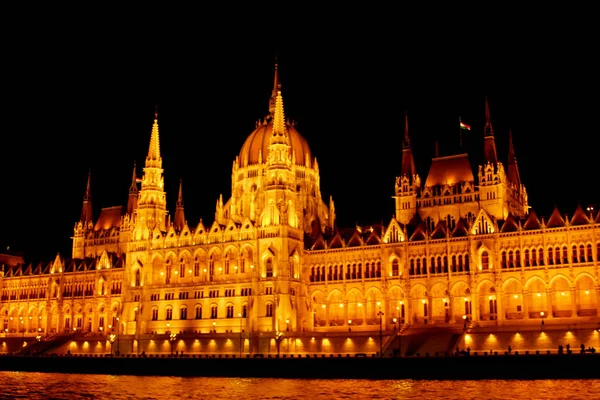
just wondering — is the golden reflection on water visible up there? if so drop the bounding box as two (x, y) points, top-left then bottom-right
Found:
(0, 372), (598, 399)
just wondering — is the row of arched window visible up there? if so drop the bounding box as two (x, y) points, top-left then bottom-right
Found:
(409, 254), (470, 276)
(501, 243), (599, 269)
(309, 262), (382, 282)
(150, 304), (256, 321)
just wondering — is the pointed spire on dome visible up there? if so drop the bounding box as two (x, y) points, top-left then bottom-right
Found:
(268, 57), (281, 116)
(483, 96), (498, 164)
(80, 170), (93, 224)
(146, 105), (162, 168)
(271, 89), (287, 142)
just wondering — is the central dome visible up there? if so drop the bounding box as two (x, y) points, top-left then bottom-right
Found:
(237, 119), (313, 168)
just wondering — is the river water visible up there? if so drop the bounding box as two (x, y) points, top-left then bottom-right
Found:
(0, 372), (597, 399)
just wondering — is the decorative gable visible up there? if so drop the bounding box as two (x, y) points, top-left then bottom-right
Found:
(546, 206), (565, 228)
(329, 232), (345, 249)
(208, 221), (223, 243)
(383, 219), (405, 243)
(470, 209), (496, 235)
(570, 204), (590, 226)
(51, 254), (63, 274)
(239, 218), (255, 240)
(310, 235), (326, 250)
(365, 229), (382, 245)
(409, 223), (427, 241)
(431, 220), (448, 239)
(98, 251), (111, 269)
(500, 213), (519, 232)
(523, 209), (542, 230)
(193, 220), (207, 245)
(224, 221), (239, 242)
(452, 218), (469, 237)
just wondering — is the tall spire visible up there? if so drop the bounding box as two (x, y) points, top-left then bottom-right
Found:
(268, 57), (280, 116)
(127, 162), (139, 215)
(483, 96), (498, 164)
(136, 108), (167, 232)
(271, 90), (287, 141)
(80, 170), (93, 224)
(146, 106), (162, 168)
(400, 111), (417, 181)
(173, 178), (186, 231)
(507, 129), (522, 187)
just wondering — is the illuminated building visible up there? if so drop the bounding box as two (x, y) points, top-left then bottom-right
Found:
(1, 63), (599, 356)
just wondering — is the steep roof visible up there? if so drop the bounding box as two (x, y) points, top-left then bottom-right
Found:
(500, 213), (519, 232)
(570, 204), (590, 226)
(424, 154), (474, 187)
(523, 210), (542, 230)
(94, 206), (123, 231)
(546, 206), (565, 228)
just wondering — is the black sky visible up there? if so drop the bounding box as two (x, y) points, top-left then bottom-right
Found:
(1, 14), (598, 263)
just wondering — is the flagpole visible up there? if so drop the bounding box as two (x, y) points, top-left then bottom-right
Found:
(459, 117), (463, 149)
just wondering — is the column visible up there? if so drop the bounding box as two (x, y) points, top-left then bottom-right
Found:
(471, 292), (479, 322)
(449, 295), (456, 323)
(571, 288), (578, 317)
(522, 290), (529, 319)
(496, 289), (504, 326)
(343, 300), (349, 328)
(546, 288), (554, 319)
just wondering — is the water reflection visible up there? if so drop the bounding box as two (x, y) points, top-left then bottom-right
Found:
(0, 372), (598, 399)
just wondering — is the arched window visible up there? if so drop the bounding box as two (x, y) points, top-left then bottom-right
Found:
(194, 256), (200, 276)
(195, 306), (202, 319)
(135, 270), (141, 287)
(179, 257), (186, 278)
(266, 303), (273, 317)
(209, 254), (215, 276)
(481, 251), (489, 270)
(165, 259), (171, 284)
(392, 259), (399, 276)
(266, 258), (273, 278)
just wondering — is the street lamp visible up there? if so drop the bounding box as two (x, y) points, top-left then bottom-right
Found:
(377, 307), (384, 358)
(275, 331), (283, 357)
(116, 317), (120, 356)
(169, 333), (177, 355)
(212, 321), (216, 334)
(540, 311), (545, 326)
(109, 333), (116, 356)
(238, 313), (243, 357)
(348, 319), (352, 332)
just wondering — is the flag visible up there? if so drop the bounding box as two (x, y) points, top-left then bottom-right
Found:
(459, 120), (471, 131)
(135, 177), (142, 184)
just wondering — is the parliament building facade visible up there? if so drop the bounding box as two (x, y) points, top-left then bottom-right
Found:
(1, 65), (599, 356)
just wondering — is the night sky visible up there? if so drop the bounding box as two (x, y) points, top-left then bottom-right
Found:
(1, 17), (598, 263)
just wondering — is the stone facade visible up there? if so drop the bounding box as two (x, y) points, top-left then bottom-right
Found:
(1, 64), (599, 356)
